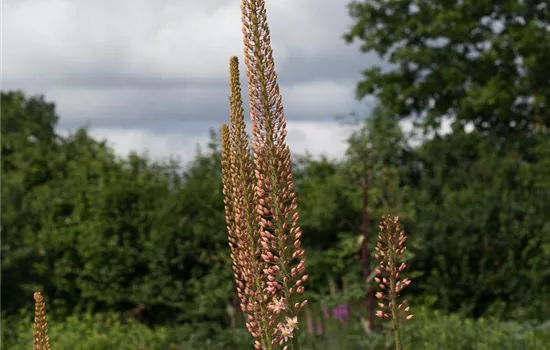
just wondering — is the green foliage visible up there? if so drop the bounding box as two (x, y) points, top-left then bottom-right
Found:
(343, 0), (550, 322)
(343, 105), (415, 219)
(296, 306), (550, 350)
(3, 75), (549, 345)
(344, 0), (550, 135)
(407, 130), (550, 319)
(1, 91), (233, 326)
(4, 307), (548, 350)
(292, 107), (416, 300)
(2, 90), (68, 314)
(2, 312), (172, 350)
(399, 307), (550, 350)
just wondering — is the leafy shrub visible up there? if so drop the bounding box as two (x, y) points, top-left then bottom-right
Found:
(2, 312), (171, 350)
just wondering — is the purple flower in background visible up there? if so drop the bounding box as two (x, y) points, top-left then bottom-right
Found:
(306, 309), (324, 335)
(332, 304), (350, 322)
(321, 303), (351, 323)
(322, 307), (330, 319)
(307, 313), (314, 334)
(316, 321), (324, 335)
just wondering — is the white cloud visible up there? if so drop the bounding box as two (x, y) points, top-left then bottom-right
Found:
(282, 81), (356, 118)
(3, 0), (243, 85)
(22, 79), (358, 129)
(59, 121), (354, 166)
(4, 0), (358, 87)
(87, 127), (206, 165)
(285, 121), (354, 160)
(4, 0), (374, 164)
(36, 85), (229, 128)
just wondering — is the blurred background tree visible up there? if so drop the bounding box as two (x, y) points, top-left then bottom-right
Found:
(2, 1), (550, 346)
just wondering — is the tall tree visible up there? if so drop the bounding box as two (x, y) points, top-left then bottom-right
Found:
(1, 91), (64, 313)
(406, 128), (550, 319)
(343, 105), (413, 331)
(1, 91), (236, 328)
(344, 0), (550, 137)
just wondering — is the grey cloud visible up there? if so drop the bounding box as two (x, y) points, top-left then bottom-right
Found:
(277, 51), (381, 85)
(3, 0), (378, 131)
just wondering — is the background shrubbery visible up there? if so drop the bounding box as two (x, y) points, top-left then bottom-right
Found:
(2, 0), (550, 348)
(3, 307), (550, 350)
(2, 88), (549, 348)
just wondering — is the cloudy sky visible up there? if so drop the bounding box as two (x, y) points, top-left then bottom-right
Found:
(4, 0), (383, 165)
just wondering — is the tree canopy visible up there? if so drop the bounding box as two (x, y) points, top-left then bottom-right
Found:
(344, 0), (550, 137)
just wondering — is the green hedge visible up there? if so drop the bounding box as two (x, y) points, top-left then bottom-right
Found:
(3, 307), (549, 350)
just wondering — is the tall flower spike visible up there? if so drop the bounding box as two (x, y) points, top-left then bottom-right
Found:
(374, 215), (413, 350)
(33, 292), (51, 350)
(241, 0), (308, 347)
(221, 58), (271, 348)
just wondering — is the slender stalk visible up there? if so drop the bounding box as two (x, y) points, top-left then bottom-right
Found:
(374, 216), (413, 350)
(390, 278), (403, 350)
(360, 177), (374, 331)
(33, 292), (51, 350)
